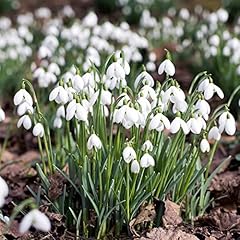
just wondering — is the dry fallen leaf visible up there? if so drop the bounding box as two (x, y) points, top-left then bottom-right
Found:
(138, 227), (199, 240)
(162, 200), (182, 228)
(130, 202), (156, 237)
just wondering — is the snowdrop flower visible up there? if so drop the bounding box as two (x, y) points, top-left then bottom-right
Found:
(56, 105), (65, 118)
(208, 126), (221, 141)
(140, 153), (155, 168)
(142, 140), (153, 152)
(90, 89), (112, 106)
(87, 134), (102, 150)
(187, 116), (206, 134)
(53, 117), (62, 129)
(0, 107), (5, 122)
(114, 105), (141, 129)
(198, 78), (224, 100)
(158, 59), (175, 76)
(0, 176), (9, 208)
(14, 89), (33, 106)
(170, 117), (189, 135)
(195, 99), (210, 120)
(17, 102), (34, 116)
(122, 146), (136, 163)
(72, 75), (84, 92)
(106, 62), (126, 90)
(116, 56), (130, 75)
(200, 139), (210, 153)
(19, 209), (51, 234)
(149, 113), (170, 132)
(17, 115), (32, 130)
(218, 112), (236, 135)
(209, 35), (220, 47)
(66, 100), (88, 122)
(134, 70), (154, 89)
(49, 86), (69, 105)
(33, 123), (44, 137)
(131, 160), (140, 174)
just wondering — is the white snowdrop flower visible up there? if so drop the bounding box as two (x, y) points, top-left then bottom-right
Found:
(134, 71), (154, 89)
(90, 89), (112, 106)
(17, 115), (32, 130)
(122, 146), (136, 163)
(218, 112), (236, 135)
(198, 78), (224, 100)
(56, 106), (65, 118)
(73, 75), (84, 92)
(172, 100), (188, 114)
(195, 99), (211, 120)
(49, 86), (69, 105)
(0, 107), (5, 122)
(200, 139), (210, 153)
(142, 140), (153, 152)
(158, 59), (175, 76)
(35, 7), (51, 19)
(87, 134), (102, 150)
(216, 8), (229, 23)
(149, 113), (170, 132)
(19, 209), (51, 234)
(106, 62), (126, 90)
(208, 126), (221, 141)
(0, 176), (9, 208)
(62, 5), (75, 18)
(209, 46), (218, 56)
(38, 45), (52, 59)
(209, 35), (220, 47)
(140, 153), (155, 168)
(137, 97), (152, 118)
(14, 89), (33, 106)
(66, 100), (88, 122)
(82, 12), (98, 28)
(53, 117), (62, 129)
(170, 117), (189, 135)
(17, 102), (34, 116)
(33, 123), (44, 138)
(131, 160), (140, 174)
(187, 116), (206, 134)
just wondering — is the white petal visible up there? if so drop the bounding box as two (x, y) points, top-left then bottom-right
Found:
(131, 160), (140, 173)
(170, 118), (181, 133)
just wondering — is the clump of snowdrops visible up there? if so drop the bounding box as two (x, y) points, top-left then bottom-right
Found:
(12, 50), (239, 238)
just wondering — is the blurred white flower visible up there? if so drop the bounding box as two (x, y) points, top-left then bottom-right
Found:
(200, 139), (210, 153)
(19, 209), (51, 234)
(33, 123), (44, 138)
(216, 8), (228, 23)
(158, 59), (175, 76)
(87, 134), (102, 150)
(0, 176), (9, 208)
(82, 12), (98, 28)
(17, 115), (32, 130)
(0, 107), (5, 122)
(122, 146), (136, 163)
(53, 117), (62, 129)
